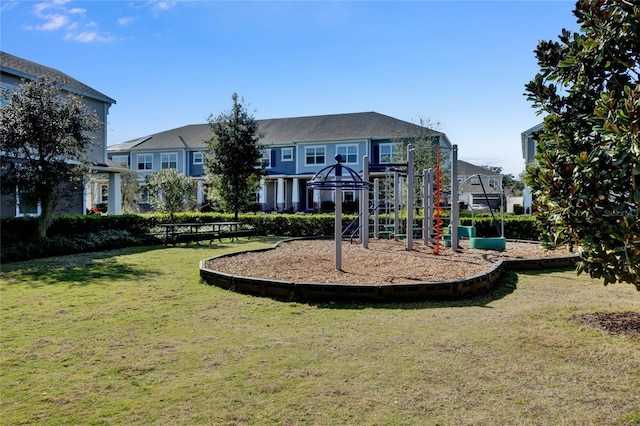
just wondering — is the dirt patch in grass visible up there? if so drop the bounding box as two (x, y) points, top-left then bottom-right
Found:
(572, 311), (640, 337)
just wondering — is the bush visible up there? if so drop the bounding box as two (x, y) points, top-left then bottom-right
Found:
(0, 212), (542, 262)
(0, 230), (151, 263)
(458, 216), (539, 240)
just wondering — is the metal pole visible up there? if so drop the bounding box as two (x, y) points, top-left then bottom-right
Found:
(394, 170), (400, 240)
(374, 178), (380, 239)
(424, 169), (432, 245)
(362, 155), (369, 249)
(450, 145), (459, 251)
(406, 144), (414, 251)
(335, 163), (342, 270)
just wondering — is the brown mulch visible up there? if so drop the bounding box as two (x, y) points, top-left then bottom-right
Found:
(572, 312), (640, 337)
(206, 239), (575, 285)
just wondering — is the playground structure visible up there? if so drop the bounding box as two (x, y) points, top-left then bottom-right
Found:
(354, 143), (460, 254)
(200, 145), (576, 301)
(458, 173), (506, 250)
(305, 143), (510, 272)
(307, 154), (369, 270)
(345, 143), (507, 252)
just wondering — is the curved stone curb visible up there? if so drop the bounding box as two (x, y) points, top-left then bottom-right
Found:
(199, 239), (579, 302)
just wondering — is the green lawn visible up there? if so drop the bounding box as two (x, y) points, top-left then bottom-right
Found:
(1, 237), (639, 425)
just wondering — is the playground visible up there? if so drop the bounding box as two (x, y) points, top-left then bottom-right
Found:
(201, 145), (572, 300)
(205, 238), (573, 285)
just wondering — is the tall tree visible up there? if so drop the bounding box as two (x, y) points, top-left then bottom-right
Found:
(204, 93), (264, 219)
(145, 168), (195, 222)
(524, 0), (639, 288)
(0, 78), (102, 237)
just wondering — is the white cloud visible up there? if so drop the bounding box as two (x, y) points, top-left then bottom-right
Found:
(37, 13), (68, 30)
(65, 30), (115, 44)
(118, 16), (135, 26)
(0, 1), (20, 13)
(28, 0), (116, 43)
(145, 0), (177, 15)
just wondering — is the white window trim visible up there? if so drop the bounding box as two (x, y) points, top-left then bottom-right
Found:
(193, 151), (203, 165)
(160, 152), (178, 169)
(336, 144), (358, 165)
(281, 147), (294, 162)
(137, 153), (153, 171)
(304, 145), (326, 166)
(379, 143), (396, 164)
(261, 149), (272, 169)
(111, 155), (129, 166)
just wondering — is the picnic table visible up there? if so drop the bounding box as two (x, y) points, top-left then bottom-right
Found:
(158, 222), (255, 246)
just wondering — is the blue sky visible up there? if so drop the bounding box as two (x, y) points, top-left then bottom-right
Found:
(1, 0), (579, 176)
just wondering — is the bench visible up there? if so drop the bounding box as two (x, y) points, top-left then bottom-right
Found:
(218, 227), (256, 241)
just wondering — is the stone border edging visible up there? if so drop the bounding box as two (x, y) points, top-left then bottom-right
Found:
(199, 238), (579, 302)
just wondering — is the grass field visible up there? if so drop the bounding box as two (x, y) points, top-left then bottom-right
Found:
(1, 237), (639, 425)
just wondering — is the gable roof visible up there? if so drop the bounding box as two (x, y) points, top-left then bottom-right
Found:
(108, 112), (450, 152)
(457, 160), (501, 177)
(0, 51), (116, 105)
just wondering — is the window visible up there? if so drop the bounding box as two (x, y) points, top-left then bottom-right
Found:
(260, 149), (272, 168)
(100, 185), (109, 202)
(337, 145), (358, 164)
(281, 147), (294, 162)
(140, 187), (151, 204)
(161, 152), (178, 169)
(343, 191), (355, 202)
(16, 188), (40, 217)
(305, 146), (325, 165)
(193, 152), (203, 165)
(137, 154), (153, 170)
(470, 177), (480, 185)
(379, 144), (397, 164)
(111, 155), (128, 166)
(0, 81), (14, 106)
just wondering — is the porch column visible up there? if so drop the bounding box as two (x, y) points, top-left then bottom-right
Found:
(107, 172), (122, 215)
(276, 177), (285, 212)
(196, 180), (204, 205)
(313, 189), (321, 210)
(292, 178), (300, 212)
(258, 178), (266, 209)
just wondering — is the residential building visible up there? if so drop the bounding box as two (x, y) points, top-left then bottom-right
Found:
(457, 160), (503, 211)
(107, 112), (453, 213)
(521, 123), (543, 214)
(0, 51), (123, 216)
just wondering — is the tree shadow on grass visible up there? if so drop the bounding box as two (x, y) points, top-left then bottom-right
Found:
(1, 245), (164, 288)
(515, 267), (581, 282)
(309, 272), (520, 310)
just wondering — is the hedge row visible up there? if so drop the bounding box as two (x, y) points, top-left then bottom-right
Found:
(1, 213), (541, 263)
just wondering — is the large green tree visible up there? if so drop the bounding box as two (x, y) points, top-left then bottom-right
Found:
(204, 93), (264, 219)
(0, 78), (102, 237)
(525, 0), (639, 288)
(145, 168), (195, 221)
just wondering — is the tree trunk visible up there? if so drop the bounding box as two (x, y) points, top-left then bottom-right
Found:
(37, 194), (55, 238)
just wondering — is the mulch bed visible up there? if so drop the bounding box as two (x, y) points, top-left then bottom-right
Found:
(572, 311), (640, 337)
